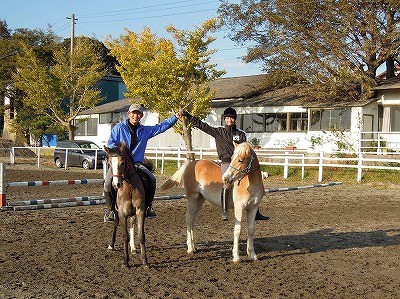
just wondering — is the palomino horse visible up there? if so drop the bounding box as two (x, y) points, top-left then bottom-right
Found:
(161, 142), (265, 262)
(104, 142), (149, 268)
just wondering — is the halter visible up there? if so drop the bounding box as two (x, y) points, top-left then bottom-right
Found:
(228, 153), (260, 185)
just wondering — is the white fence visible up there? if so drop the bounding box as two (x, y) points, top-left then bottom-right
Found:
(8, 146), (400, 182)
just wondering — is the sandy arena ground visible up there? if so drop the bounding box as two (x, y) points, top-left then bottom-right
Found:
(0, 163), (399, 298)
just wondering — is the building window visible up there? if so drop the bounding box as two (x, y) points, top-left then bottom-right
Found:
(391, 106), (400, 131)
(289, 112), (308, 131)
(99, 113), (112, 124)
(243, 113), (264, 132)
(310, 109), (351, 131)
(75, 117), (98, 136)
(236, 112), (308, 132)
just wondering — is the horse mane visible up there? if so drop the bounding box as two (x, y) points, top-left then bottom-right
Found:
(159, 160), (190, 190)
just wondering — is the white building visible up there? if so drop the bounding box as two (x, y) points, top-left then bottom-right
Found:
(75, 75), (400, 153)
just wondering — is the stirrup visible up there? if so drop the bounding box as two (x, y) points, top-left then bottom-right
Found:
(255, 210), (270, 221)
(146, 206), (157, 219)
(221, 209), (228, 221)
(103, 210), (116, 223)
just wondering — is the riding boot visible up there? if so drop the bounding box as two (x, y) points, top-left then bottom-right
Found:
(255, 208), (270, 221)
(221, 188), (229, 221)
(146, 199), (157, 219)
(103, 191), (116, 223)
(145, 186), (157, 219)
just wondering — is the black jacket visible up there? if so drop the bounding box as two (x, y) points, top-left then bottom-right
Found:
(190, 116), (246, 163)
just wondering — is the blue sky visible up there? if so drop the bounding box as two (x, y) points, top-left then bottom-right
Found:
(2, 0), (264, 78)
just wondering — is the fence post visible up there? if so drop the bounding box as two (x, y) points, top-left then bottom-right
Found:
(177, 148), (181, 169)
(0, 163), (5, 206)
(161, 151), (165, 174)
(10, 147), (15, 165)
(37, 147), (41, 168)
(283, 151), (289, 178)
(357, 152), (363, 182)
(301, 154), (305, 179)
(318, 152), (323, 182)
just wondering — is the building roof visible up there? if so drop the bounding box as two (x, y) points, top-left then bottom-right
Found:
(212, 84), (375, 109)
(81, 98), (138, 115)
(374, 75), (400, 90)
(80, 74), (378, 115)
(209, 74), (268, 99)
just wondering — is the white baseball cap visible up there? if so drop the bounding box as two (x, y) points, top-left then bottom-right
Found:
(128, 104), (144, 114)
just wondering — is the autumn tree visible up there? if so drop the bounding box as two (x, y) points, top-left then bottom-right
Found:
(14, 37), (106, 140)
(107, 19), (224, 159)
(219, 0), (400, 101)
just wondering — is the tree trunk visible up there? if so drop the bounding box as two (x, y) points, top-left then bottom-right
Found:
(67, 121), (75, 140)
(181, 116), (195, 161)
(386, 57), (395, 79)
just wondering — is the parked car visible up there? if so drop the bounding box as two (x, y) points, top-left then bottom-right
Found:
(54, 140), (107, 169)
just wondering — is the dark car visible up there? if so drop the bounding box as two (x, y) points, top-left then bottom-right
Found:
(54, 140), (107, 169)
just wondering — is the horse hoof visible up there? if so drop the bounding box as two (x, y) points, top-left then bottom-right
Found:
(232, 257), (241, 263)
(107, 245), (114, 250)
(187, 250), (195, 255)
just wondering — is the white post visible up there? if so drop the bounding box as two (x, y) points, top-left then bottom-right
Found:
(64, 149), (68, 170)
(357, 152), (363, 182)
(161, 152), (165, 174)
(283, 151), (289, 178)
(37, 147), (41, 168)
(10, 147), (15, 165)
(318, 151), (323, 182)
(301, 154), (305, 179)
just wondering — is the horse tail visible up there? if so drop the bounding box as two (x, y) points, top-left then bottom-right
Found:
(159, 160), (190, 190)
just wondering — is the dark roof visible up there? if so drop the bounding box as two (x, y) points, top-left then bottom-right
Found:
(209, 74), (268, 99)
(374, 76), (400, 90)
(212, 84), (375, 108)
(81, 75), (377, 115)
(80, 98), (138, 114)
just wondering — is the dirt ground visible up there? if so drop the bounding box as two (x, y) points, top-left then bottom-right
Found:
(0, 163), (399, 299)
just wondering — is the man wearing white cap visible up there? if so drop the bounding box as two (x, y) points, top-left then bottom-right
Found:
(103, 104), (182, 222)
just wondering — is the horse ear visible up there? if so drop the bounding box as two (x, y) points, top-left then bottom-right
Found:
(103, 145), (110, 155)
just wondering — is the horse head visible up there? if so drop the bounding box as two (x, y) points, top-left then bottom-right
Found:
(222, 142), (259, 186)
(104, 141), (131, 190)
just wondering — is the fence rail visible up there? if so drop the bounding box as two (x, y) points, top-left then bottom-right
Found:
(8, 146), (400, 182)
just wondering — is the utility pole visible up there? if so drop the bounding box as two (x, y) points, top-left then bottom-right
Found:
(66, 14), (77, 58)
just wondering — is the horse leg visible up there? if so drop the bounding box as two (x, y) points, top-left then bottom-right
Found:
(186, 195), (205, 254)
(246, 206), (258, 261)
(232, 206), (243, 263)
(136, 211), (149, 268)
(121, 216), (130, 267)
(129, 217), (137, 254)
(108, 216), (119, 250)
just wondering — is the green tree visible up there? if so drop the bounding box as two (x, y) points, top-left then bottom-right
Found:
(0, 24), (60, 143)
(219, 0), (400, 101)
(14, 37), (106, 140)
(107, 19), (224, 159)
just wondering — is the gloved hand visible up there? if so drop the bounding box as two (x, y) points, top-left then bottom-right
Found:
(181, 111), (192, 119)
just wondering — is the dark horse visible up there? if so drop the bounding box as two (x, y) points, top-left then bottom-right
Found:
(104, 141), (149, 268)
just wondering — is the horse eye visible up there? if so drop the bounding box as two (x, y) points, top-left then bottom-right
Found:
(238, 159), (244, 163)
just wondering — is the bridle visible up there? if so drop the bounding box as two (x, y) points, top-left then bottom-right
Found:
(110, 152), (134, 182)
(228, 152), (260, 185)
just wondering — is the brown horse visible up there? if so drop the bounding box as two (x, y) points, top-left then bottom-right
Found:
(161, 142), (265, 262)
(104, 142), (148, 268)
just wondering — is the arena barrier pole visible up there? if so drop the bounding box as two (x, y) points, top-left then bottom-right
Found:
(0, 162), (106, 210)
(265, 181), (342, 193)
